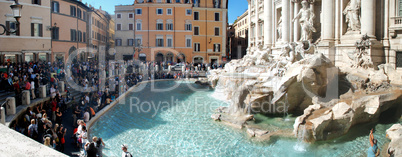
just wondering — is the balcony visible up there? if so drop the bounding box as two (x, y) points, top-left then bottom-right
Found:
(389, 17), (402, 37)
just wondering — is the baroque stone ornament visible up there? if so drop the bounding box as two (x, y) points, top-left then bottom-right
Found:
(343, 0), (361, 32)
(350, 34), (373, 69)
(292, 0), (316, 42)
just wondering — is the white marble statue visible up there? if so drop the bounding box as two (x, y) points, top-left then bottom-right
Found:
(277, 16), (283, 41)
(292, 1), (316, 42)
(343, 0), (361, 32)
(214, 0), (220, 8)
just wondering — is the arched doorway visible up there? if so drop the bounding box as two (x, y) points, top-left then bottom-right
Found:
(193, 56), (204, 66)
(139, 53), (146, 62)
(166, 52), (174, 64)
(155, 52), (164, 63)
(176, 53), (185, 63)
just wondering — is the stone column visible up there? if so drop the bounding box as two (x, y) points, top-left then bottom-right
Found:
(322, 0), (335, 41)
(22, 90), (30, 106)
(293, 2), (300, 42)
(6, 97), (15, 115)
(334, 0), (340, 43)
(1, 107), (5, 125)
(264, 0), (273, 47)
(384, 0), (390, 64)
(58, 81), (64, 93)
(361, 0), (376, 37)
(282, 0), (290, 43)
(39, 85), (46, 98)
(255, 0), (259, 43)
(247, 2), (252, 48)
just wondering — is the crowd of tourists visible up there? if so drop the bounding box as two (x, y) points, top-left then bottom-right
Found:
(2, 59), (222, 156)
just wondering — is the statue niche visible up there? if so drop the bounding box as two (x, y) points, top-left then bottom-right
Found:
(343, 0), (361, 32)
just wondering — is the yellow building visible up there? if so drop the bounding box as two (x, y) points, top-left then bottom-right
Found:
(0, 0), (51, 63)
(115, 0), (228, 64)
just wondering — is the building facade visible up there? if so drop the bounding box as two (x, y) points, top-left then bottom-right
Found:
(247, 0), (402, 70)
(114, 0), (228, 64)
(231, 10), (248, 59)
(51, 0), (90, 62)
(89, 7), (111, 60)
(0, 0), (51, 64)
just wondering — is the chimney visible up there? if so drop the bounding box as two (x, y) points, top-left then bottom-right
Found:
(99, 6), (102, 10)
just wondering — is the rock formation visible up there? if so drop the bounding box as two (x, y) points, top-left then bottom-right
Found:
(386, 124), (402, 157)
(208, 40), (402, 143)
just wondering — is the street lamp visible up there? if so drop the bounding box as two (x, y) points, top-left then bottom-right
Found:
(0, 0), (23, 35)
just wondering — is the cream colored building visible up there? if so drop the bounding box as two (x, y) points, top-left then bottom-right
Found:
(0, 0), (51, 63)
(247, 0), (402, 70)
(232, 10), (248, 59)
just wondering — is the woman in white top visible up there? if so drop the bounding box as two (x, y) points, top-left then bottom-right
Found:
(31, 80), (36, 99)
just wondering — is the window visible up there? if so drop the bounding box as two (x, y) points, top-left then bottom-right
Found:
(167, 8), (172, 15)
(70, 6), (76, 17)
(83, 11), (87, 21)
(167, 0), (172, 3)
(116, 39), (122, 46)
(52, 2), (59, 13)
(157, 0), (162, 2)
(156, 38), (164, 47)
(77, 31), (81, 42)
(215, 27), (219, 36)
(32, 0), (41, 5)
(400, 0), (402, 16)
(185, 24), (192, 31)
(251, 26), (255, 38)
(117, 14), (121, 18)
(194, 26), (199, 35)
(136, 22), (142, 30)
(129, 13), (134, 18)
(70, 29), (76, 41)
(166, 23), (173, 30)
(83, 32), (86, 42)
(259, 23), (263, 37)
(136, 9), (142, 15)
(129, 24), (134, 30)
(31, 23), (43, 37)
(157, 23), (163, 30)
(157, 9), (163, 15)
(128, 39), (134, 46)
(92, 31), (94, 38)
(194, 12), (199, 20)
(52, 27), (59, 40)
(396, 51), (402, 67)
(186, 9), (192, 15)
(167, 38), (173, 47)
(117, 24), (121, 30)
(186, 38), (191, 47)
(135, 38), (142, 46)
(5, 21), (16, 35)
(176, 0), (181, 3)
(215, 13), (219, 21)
(213, 44), (221, 52)
(194, 43), (200, 52)
(77, 8), (82, 19)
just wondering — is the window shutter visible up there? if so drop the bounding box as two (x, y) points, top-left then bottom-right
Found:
(39, 24), (43, 37)
(31, 23), (35, 36)
(38, 0), (41, 5)
(6, 21), (10, 35)
(218, 44), (221, 52)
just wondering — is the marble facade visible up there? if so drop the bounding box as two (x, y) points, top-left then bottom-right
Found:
(247, 0), (402, 70)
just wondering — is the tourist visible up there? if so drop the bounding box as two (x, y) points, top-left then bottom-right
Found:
(83, 108), (90, 122)
(30, 79), (36, 99)
(86, 142), (98, 157)
(27, 119), (37, 139)
(96, 137), (105, 157)
(50, 84), (56, 98)
(51, 98), (57, 122)
(72, 105), (81, 127)
(43, 137), (52, 148)
(368, 128), (379, 157)
(79, 126), (88, 155)
(121, 144), (132, 157)
(55, 107), (62, 126)
(57, 125), (67, 152)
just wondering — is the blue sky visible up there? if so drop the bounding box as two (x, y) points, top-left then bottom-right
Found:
(81, 0), (248, 24)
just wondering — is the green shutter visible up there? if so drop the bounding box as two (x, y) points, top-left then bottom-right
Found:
(39, 24), (43, 37)
(31, 23), (35, 36)
(6, 21), (10, 35)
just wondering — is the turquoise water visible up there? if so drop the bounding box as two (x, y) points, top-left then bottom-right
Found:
(90, 81), (400, 157)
